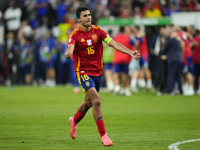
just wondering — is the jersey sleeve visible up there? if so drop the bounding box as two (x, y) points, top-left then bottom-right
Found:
(67, 36), (76, 46)
(136, 37), (143, 43)
(99, 28), (113, 45)
(67, 28), (79, 46)
(130, 37), (135, 45)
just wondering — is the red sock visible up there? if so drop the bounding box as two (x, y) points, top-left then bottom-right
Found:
(73, 110), (86, 124)
(96, 119), (106, 137)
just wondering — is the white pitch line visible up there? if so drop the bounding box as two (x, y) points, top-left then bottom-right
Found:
(168, 139), (200, 150)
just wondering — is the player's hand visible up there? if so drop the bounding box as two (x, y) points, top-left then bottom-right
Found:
(131, 50), (140, 60)
(65, 50), (72, 59)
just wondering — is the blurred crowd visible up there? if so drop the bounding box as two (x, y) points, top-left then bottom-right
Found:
(102, 25), (200, 96)
(0, 0), (200, 96)
(0, 0), (200, 35)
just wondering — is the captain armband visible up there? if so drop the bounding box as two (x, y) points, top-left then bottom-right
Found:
(104, 37), (113, 45)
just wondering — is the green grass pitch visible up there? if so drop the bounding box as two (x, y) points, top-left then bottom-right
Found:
(0, 86), (200, 150)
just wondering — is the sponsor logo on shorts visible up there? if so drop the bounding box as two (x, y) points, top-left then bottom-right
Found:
(85, 81), (90, 87)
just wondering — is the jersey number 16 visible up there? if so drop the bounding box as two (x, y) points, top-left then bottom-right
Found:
(87, 46), (95, 55)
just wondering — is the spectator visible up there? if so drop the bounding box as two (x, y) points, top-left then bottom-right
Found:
(108, 0), (121, 17)
(56, 0), (69, 24)
(37, 30), (57, 87)
(18, 20), (30, 41)
(35, 0), (49, 21)
(155, 36), (168, 95)
(179, 0), (199, 12)
(22, 0), (37, 21)
(132, 0), (145, 11)
(142, 0), (151, 16)
(161, 24), (183, 95)
(2, 32), (19, 84)
(46, 1), (57, 28)
(119, 2), (131, 18)
(145, 2), (162, 18)
(57, 13), (73, 44)
(153, 0), (162, 10)
(133, 6), (143, 18)
(164, 2), (179, 16)
(18, 35), (34, 85)
(35, 16), (49, 40)
(91, 2), (105, 24)
(4, 0), (22, 39)
(149, 27), (166, 88)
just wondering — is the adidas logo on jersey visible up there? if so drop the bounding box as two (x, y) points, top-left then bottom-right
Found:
(81, 38), (85, 42)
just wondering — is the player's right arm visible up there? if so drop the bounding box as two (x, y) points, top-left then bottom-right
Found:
(65, 27), (78, 59)
(65, 44), (75, 59)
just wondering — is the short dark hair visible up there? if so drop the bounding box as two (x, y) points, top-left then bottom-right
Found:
(119, 26), (125, 33)
(108, 29), (113, 35)
(195, 29), (200, 36)
(166, 24), (174, 33)
(181, 26), (187, 32)
(76, 6), (90, 19)
(135, 26), (140, 30)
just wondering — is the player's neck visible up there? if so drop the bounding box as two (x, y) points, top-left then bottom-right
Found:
(80, 24), (91, 32)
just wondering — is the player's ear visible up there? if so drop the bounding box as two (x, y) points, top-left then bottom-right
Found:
(77, 18), (81, 23)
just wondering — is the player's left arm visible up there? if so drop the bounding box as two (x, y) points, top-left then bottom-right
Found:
(101, 27), (139, 59)
(108, 39), (140, 60)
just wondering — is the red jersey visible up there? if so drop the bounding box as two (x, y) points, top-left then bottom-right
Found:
(183, 35), (192, 58)
(176, 31), (192, 57)
(113, 34), (134, 63)
(192, 35), (200, 63)
(139, 36), (149, 58)
(67, 25), (109, 76)
(176, 31), (192, 65)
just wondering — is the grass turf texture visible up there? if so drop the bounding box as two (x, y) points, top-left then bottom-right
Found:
(0, 86), (200, 150)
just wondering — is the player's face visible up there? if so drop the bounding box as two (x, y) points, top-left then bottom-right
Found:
(132, 27), (138, 34)
(165, 27), (170, 36)
(124, 26), (131, 36)
(78, 10), (92, 28)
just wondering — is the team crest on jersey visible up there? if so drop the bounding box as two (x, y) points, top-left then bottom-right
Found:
(85, 81), (90, 87)
(69, 38), (72, 43)
(87, 39), (92, 46)
(92, 34), (98, 43)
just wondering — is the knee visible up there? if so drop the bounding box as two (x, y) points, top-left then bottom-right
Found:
(92, 98), (101, 107)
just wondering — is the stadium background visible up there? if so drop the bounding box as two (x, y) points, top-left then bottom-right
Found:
(0, 1), (200, 150)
